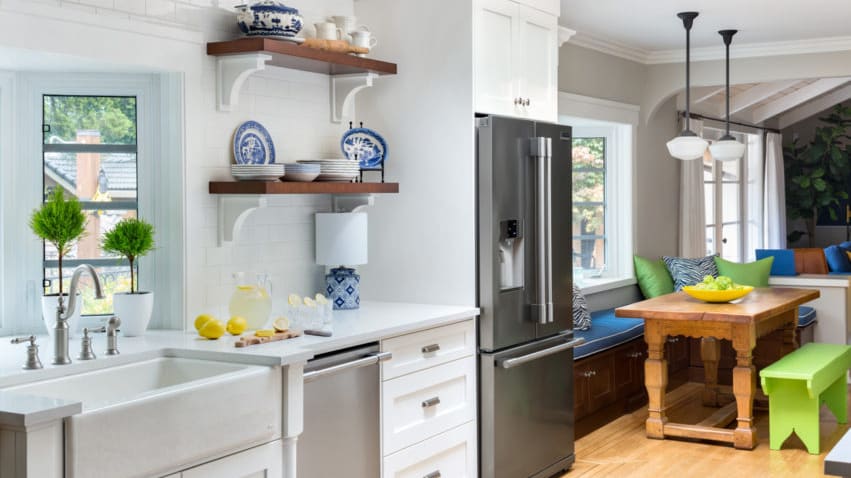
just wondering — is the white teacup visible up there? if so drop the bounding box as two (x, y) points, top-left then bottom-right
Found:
(329, 15), (357, 34)
(314, 22), (342, 40)
(351, 30), (377, 55)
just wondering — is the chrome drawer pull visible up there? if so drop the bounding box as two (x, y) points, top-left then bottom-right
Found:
(626, 351), (644, 359)
(424, 472), (441, 478)
(421, 344), (441, 354)
(422, 396), (441, 408)
(582, 370), (596, 378)
(667, 337), (680, 343)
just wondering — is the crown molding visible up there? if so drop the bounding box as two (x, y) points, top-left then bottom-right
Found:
(558, 26), (576, 46)
(564, 27), (851, 65)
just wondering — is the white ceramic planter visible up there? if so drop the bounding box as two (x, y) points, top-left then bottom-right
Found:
(42, 293), (82, 339)
(113, 292), (154, 337)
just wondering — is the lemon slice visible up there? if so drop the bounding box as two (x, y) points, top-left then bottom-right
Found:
(272, 316), (290, 332)
(255, 329), (275, 337)
(303, 297), (316, 308)
(288, 293), (302, 306)
(314, 294), (329, 306)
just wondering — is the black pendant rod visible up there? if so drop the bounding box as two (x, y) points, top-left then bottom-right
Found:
(677, 111), (781, 134)
(677, 12), (699, 135)
(719, 30), (738, 139)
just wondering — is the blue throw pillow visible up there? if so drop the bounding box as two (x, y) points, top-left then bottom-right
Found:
(840, 241), (851, 252)
(824, 245), (851, 272)
(755, 249), (797, 276)
(663, 255), (719, 291)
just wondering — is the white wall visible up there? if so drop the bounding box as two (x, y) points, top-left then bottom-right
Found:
(0, 0), (358, 331)
(354, 0), (476, 306)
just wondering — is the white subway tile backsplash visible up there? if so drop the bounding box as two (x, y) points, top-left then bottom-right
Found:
(145, 0), (176, 18)
(75, 0), (115, 8)
(112, 0), (147, 15)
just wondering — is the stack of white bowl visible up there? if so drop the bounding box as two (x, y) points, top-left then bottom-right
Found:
(297, 159), (360, 182)
(283, 163), (321, 182)
(231, 164), (285, 181)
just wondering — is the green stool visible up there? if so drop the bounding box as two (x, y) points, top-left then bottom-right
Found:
(760, 343), (851, 454)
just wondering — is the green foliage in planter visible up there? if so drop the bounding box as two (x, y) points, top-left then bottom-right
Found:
(29, 188), (86, 296)
(785, 104), (851, 246)
(102, 218), (155, 294)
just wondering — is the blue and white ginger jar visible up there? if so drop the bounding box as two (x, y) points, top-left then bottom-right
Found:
(325, 267), (360, 310)
(236, 1), (303, 38)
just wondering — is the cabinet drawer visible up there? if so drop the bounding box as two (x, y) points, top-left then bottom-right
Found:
(382, 357), (477, 455)
(383, 421), (477, 478)
(382, 320), (475, 380)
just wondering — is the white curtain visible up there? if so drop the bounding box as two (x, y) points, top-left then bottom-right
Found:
(745, 133), (764, 259)
(763, 132), (787, 248)
(679, 118), (706, 257)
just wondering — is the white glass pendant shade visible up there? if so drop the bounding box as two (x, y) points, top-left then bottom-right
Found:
(667, 134), (708, 160)
(709, 138), (745, 161)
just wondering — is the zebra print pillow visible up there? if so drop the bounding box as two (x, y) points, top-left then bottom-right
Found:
(663, 255), (719, 291)
(572, 284), (592, 331)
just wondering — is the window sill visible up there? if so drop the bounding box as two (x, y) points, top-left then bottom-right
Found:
(576, 277), (637, 295)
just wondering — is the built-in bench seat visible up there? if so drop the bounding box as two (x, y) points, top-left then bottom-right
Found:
(574, 309), (644, 360)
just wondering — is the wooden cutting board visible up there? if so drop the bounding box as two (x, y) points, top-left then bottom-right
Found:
(235, 329), (301, 348)
(302, 38), (369, 54)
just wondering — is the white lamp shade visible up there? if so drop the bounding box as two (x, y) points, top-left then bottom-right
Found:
(315, 212), (368, 266)
(708, 139), (746, 161)
(667, 135), (709, 160)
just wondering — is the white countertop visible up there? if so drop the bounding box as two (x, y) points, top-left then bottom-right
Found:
(0, 301), (478, 426)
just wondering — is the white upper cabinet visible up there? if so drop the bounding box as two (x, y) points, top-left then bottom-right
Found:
(475, 0), (559, 122)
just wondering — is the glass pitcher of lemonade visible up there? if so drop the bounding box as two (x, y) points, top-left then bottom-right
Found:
(229, 272), (272, 330)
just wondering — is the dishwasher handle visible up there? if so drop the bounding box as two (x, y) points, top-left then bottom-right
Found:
(496, 338), (585, 369)
(303, 351), (392, 383)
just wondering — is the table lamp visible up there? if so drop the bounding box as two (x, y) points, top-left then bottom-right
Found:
(315, 212), (368, 309)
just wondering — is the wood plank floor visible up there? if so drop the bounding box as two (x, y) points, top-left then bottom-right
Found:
(562, 382), (850, 478)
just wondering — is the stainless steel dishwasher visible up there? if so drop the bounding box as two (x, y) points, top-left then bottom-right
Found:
(298, 343), (391, 478)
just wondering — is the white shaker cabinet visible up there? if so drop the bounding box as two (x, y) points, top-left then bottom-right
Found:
(381, 318), (478, 478)
(474, 0), (559, 122)
(179, 440), (283, 478)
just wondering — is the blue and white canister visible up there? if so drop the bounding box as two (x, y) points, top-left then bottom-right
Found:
(326, 267), (360, 310)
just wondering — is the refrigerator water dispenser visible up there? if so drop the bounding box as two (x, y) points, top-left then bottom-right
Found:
(499, 219), (524, 290)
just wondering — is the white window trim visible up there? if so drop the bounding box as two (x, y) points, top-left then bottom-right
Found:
(559, 92), (638, 294)
(2, 72), (184, 335)
(0, 71), (16, 335)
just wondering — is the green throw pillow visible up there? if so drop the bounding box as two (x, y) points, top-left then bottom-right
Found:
(713, 256), (774, 287)
(634, 255), (675, 299)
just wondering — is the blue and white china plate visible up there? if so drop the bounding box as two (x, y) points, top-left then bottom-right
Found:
(233, 121), (276, 165)
(340, 127), (387, 169)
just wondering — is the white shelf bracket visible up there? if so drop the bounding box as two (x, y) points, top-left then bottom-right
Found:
(218, 196), (268, 246)
(217, 53), (272, 112)
(332, 194), (375, 213)
(331, 73), (378, 123)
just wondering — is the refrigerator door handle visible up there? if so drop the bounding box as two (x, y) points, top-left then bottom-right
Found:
(531, 137), (553, 325)
(496, 337), (585, 369)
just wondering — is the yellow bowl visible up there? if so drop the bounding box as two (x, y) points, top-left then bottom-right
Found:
(681, 285), (754, 303)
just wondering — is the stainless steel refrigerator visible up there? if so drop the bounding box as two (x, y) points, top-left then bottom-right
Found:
(476, 114), (583, 478)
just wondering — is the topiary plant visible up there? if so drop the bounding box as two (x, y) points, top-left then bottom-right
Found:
(29, 188), (86, 296)
(102, 218), (155, 294)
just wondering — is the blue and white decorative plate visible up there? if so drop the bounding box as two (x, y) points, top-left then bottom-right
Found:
(340, 127), (387, 169)
(233, 121), (276, 165)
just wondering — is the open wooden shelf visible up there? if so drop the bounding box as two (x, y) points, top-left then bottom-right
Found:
(207, 38), (398, 76)
(209, 181), (399, 195)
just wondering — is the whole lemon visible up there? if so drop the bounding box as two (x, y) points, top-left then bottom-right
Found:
(199, 319), (226, 340)
(226, 316), (248, 335)
(194, 314), (216, 331)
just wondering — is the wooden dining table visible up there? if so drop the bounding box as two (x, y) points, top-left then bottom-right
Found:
(615, 287), (820, 449)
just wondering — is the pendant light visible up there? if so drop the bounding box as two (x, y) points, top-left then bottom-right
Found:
(709, 29), (746, 161)
(667, 12), (708, 160)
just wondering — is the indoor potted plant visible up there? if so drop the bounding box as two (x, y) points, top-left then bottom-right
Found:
(102, 217), (155, 336)
(30, 187), (87, 337)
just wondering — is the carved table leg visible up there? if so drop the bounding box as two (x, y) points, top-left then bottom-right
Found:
(701, 337), (721, 407)
(644, 320), (668, 439)
(780, 308), (799, 356)
(732, 324), (758, 449)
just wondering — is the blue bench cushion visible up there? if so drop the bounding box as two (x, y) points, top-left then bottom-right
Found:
(798, 306), (816, 328)
(756, 249), (797, 276)
(575, 309), (644, 360)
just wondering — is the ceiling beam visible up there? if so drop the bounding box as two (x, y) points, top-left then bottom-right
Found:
(778, 83), (851, 130)
(725, 80), (800, 116)
(750, 78), (851, 123)
(693, 87), (725, 104)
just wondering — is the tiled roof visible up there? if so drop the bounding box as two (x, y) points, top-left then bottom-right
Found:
(44, 152), (136, 193)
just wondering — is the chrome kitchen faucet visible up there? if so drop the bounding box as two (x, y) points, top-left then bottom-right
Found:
(54, 264), (104, 365)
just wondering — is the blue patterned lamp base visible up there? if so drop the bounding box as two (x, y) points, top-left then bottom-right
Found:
(325, 267), (360, 310)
